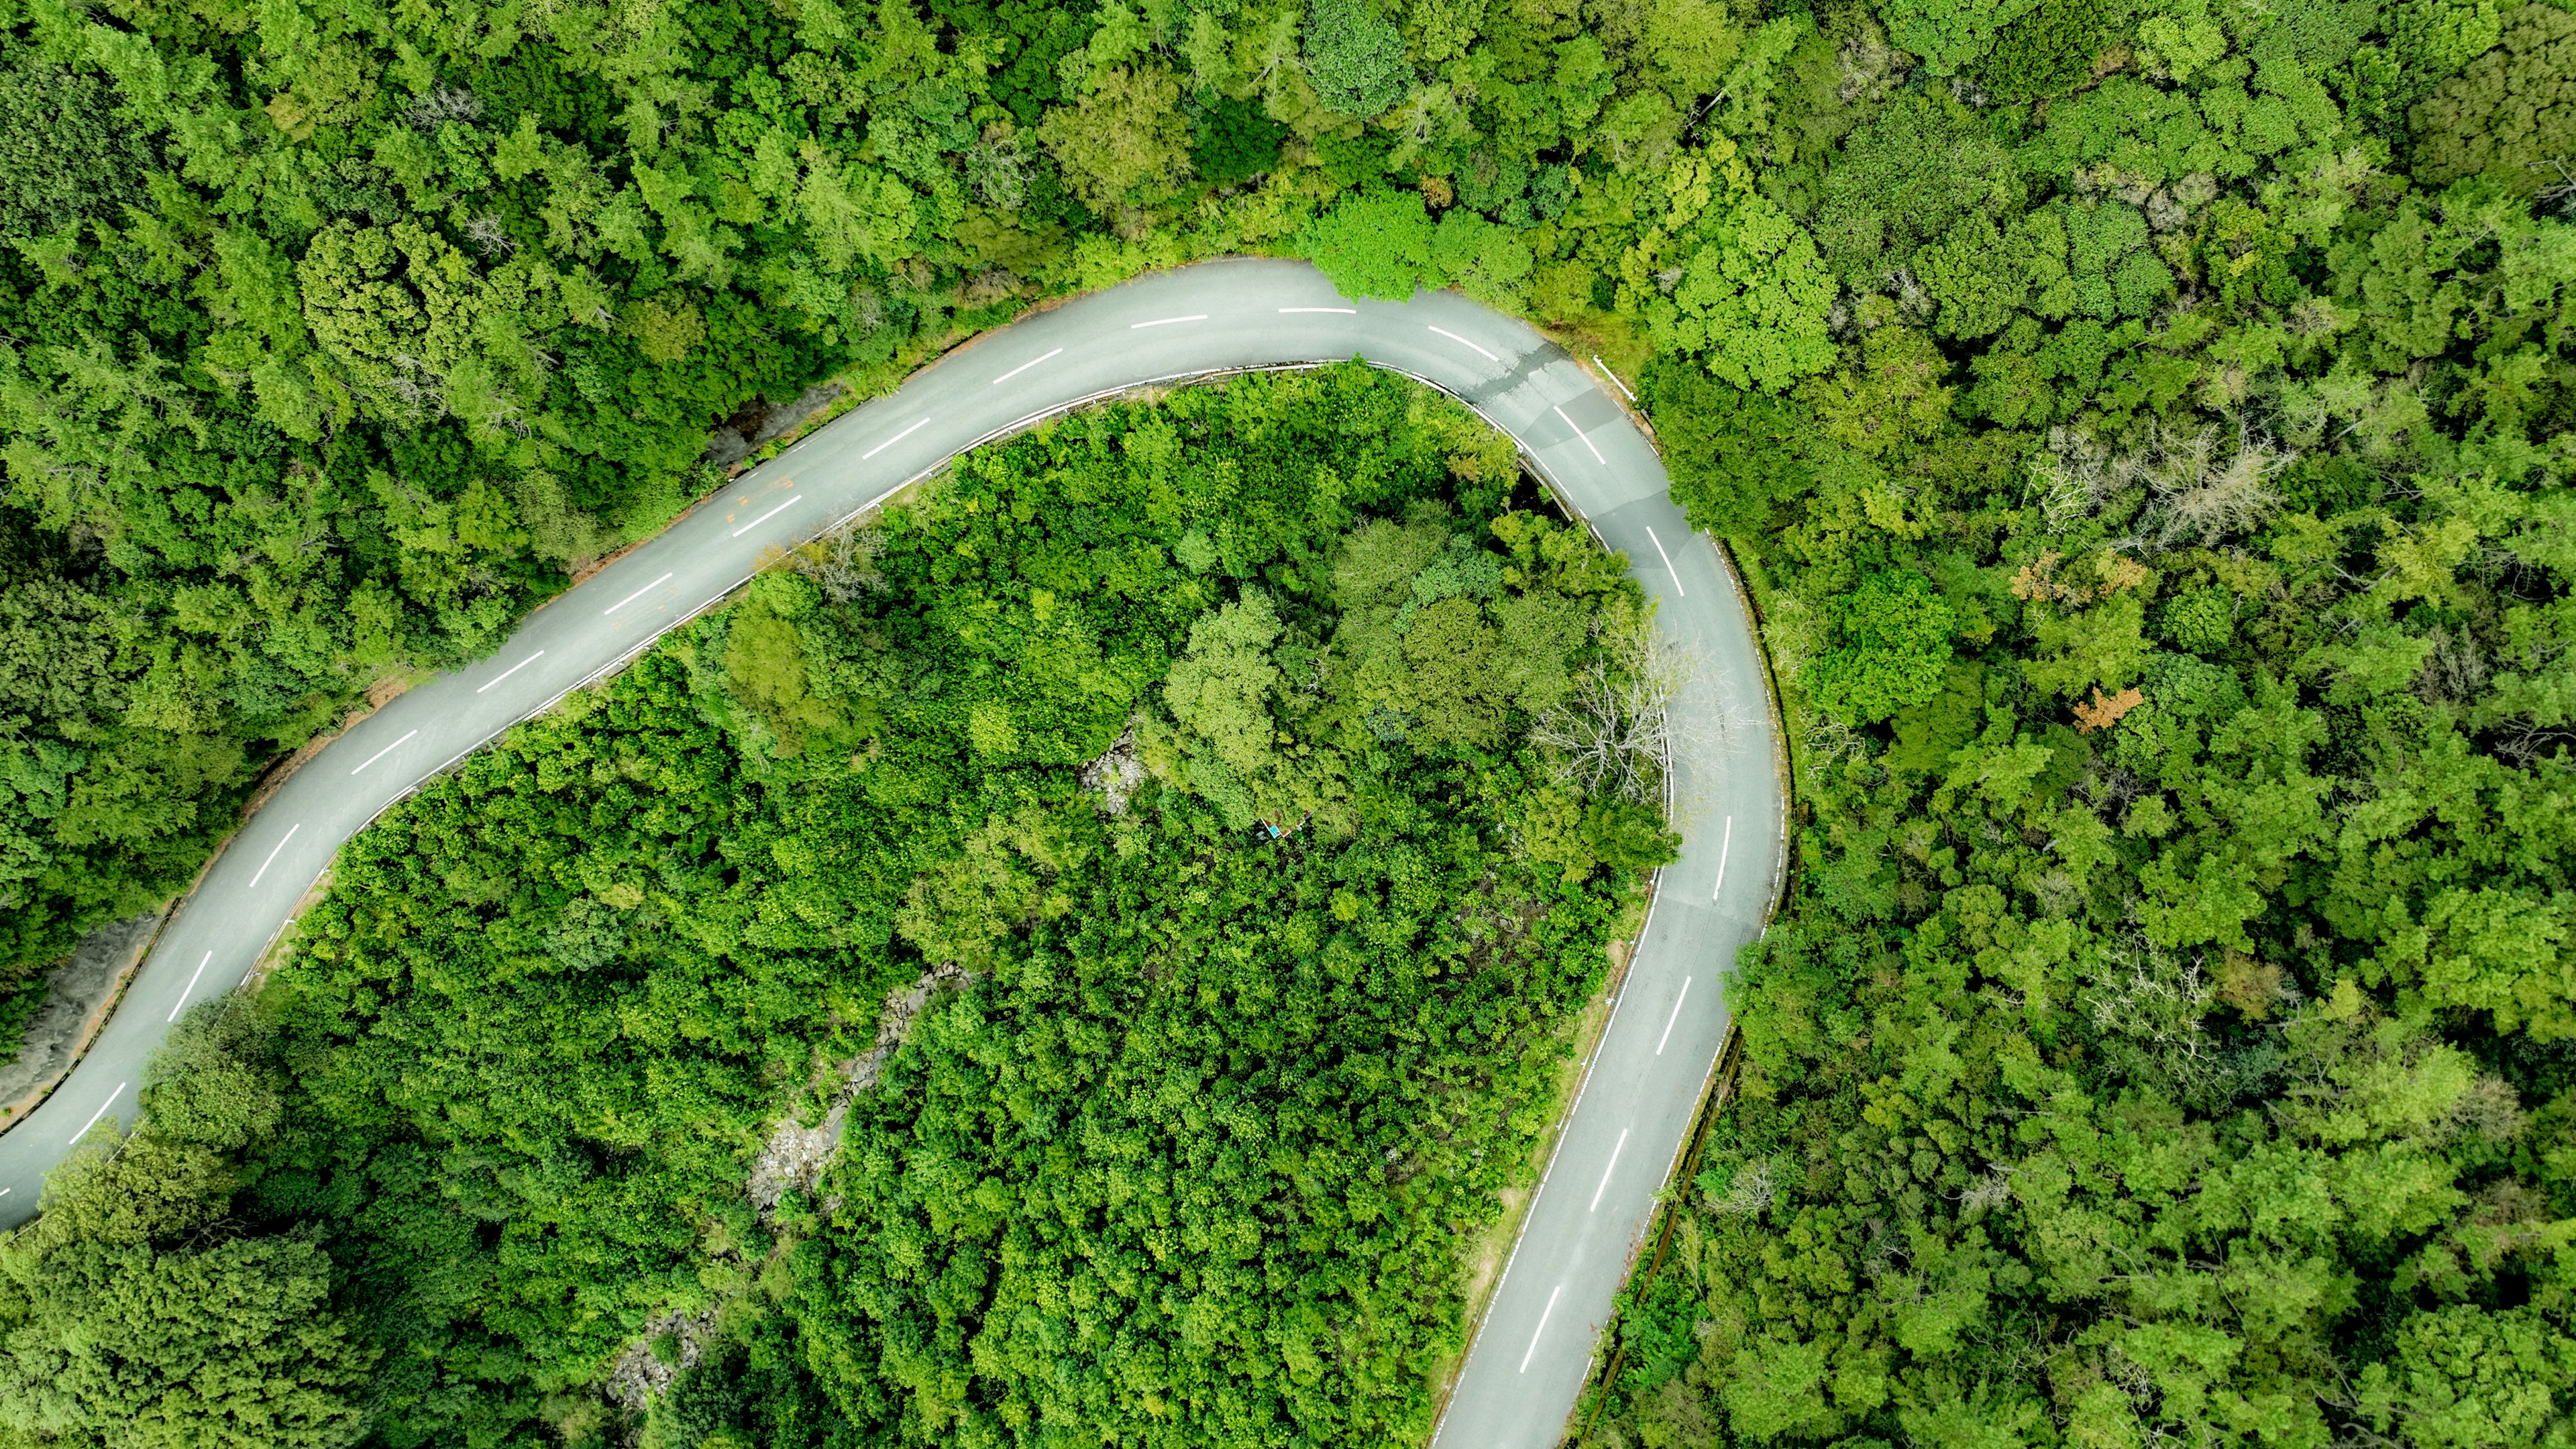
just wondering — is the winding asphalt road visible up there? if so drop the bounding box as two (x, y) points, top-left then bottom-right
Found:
(0, 258), (1780, 1448)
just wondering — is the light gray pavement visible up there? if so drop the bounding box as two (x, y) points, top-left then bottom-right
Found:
(0, 258), (1782, 1448)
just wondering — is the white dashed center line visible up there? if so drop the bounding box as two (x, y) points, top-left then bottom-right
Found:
(68, 1082), (125, 1144)
(350, 729), (418, 776)
(1554, 404), (1607, 466)
(1428, 325), (1499, 362)
(1519, 1285), (1564, 1373)
(604, 572), (673, 616)
(1656, 976), (1693, 1057)
(1589, 1128), (1629, 1212)
(733, 494), (801, 537)
(1131, 315), (1207, 328)
(991, 347), (1063, 384)
(1644, 527), (1685, 597)
(246, 823), (300, 890)
(1711, 816), (1733, 900)
(862, 417), (931, 460)
(1279, 306), (1357, 314)
(477, 651), (545, 694)
(168, 951), (211, 1022)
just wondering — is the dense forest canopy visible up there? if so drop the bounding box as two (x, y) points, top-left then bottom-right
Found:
(1570, 4), (2576, 1448)
(2, 0), (2576, 1446)
(0, 366), (1672, 1448)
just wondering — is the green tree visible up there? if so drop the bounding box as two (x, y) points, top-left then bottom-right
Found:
(1430, 208), (1535, 305)
(1878, 0), (2045, 73)
(1646, 191), (1838, 392)
(1982, 0), (2118, 100)
(1305, 0), (1413, 116)
(0, 46), (154, 241)
(0, 996), (370, 1449)
(1191, 95), (1287, 186)
(1801, 317), (1955, 457)
(1298, 188), (1438, 298)
(1915, 212), (2025, 339)
(1640, 359), (1815, 535)
(2356, 1305), (2576, 1449)
(1807, 571), (1955, 722)
(0, 1235), (376, 1449)
(1812, 92), (2022, 281)
(1037, 64), (1193, 210)
(1159, 586), (1293, 824)
(2411, 4), (2576, 196)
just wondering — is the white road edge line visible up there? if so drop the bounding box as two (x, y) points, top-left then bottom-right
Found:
(1711, 816), (1733, 900)
(68, 1082), (125, 1144)
(732, 494), (801, 537)
(1554, 404), (1607, 466)
(476, 651), (545, 694)
(1593, 355), (1637, 402)
(168, 951), (212, 1022)
(1519, 1285), (1564, 1373)
(1481, 941), (1638, 1365)
(1589, 1128), (1630, 1212)
(1428, 325), (1499, 362)
(604, 572), (674, 615)
(15, 302), (1768, 1386)
(1645, 527), (1686, 597)
(246, 823), (300, 890)
(1656, 977), (1694, 1057)
(1131, 315), (1207, 328)
(1279, 307), (1356, 314)
(350, 729), (418, 776)
(991, 347), (1063, 384)
(861, 416), (931, 460)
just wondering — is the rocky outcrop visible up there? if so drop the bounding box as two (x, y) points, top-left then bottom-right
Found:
(1079, 722), (1144, 816)
(601, 961), (975, 1423)
(745, 962), (974, 1220)
(602, 1307), (718, 1416)
(702, 381), (849, 470)
(0, 912), (162, 1129)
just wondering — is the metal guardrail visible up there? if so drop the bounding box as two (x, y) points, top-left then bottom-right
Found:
(1566, 1019), (1748, 1447)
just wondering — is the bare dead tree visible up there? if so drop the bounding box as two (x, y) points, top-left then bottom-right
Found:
(1704, 1159), (1778, 1218)
(405, 85), (484, 131)
(963, 132), (1030, 211)
(1955, 1165), (2016, 1215)
(796, 521), (888, 603)
(2022, 426), (2114, 530)
(1529, 622), (1690, 806)
(2135, 422), (2292, 548)
(2028, 421), (2293, 547)
(2078, 936), (2222, 1085)
(464, 214), (515, 257)
(2413, 625), (2490, 704)
(382, 353), (448, 421)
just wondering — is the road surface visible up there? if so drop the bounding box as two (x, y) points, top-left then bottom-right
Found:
(0, 258), (1782, 1448)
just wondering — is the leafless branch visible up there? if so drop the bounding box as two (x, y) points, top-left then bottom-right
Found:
(1529, 623), (1690, 806)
